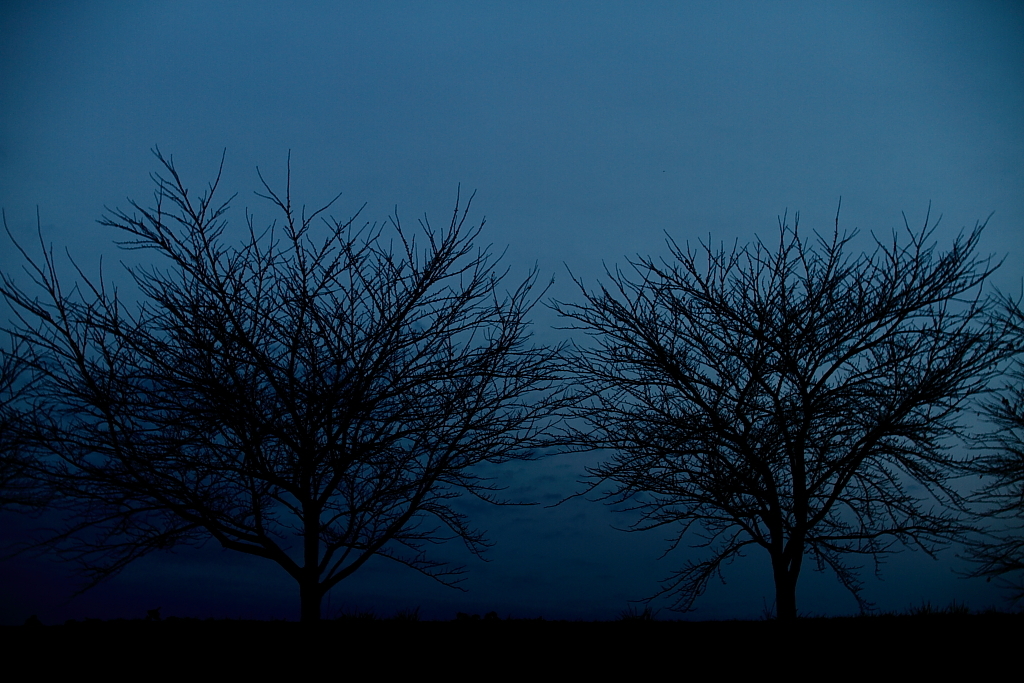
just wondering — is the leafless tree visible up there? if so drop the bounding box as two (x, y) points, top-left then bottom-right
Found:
(964, 294), (1024, 602)
(0, 151), (564, 621)
(0, 337), (45, 510)
(553, 207), (1007, 619)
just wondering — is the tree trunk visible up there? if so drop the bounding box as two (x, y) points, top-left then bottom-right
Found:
(771, 552), (802, 621)
(300, 501), (322, 622)
(774, 572), (798, 621)
(299, 579), (322, 622)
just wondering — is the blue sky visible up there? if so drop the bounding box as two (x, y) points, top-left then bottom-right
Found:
(1, 1), (1022, 623)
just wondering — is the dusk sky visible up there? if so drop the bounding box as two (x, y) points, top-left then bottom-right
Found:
(1, 1), (1022, 623)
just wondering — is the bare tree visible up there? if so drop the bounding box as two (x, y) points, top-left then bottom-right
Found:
(964, 294), (1024, 602)
(0, 337), (44, 510)
(0, 151), (564, 621)
(553, 207), (1006, 619)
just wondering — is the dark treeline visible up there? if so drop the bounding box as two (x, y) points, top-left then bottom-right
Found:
(1, 153), (1021, 622)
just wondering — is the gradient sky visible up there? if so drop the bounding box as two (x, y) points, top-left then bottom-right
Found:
(1, 0), (1022, 623)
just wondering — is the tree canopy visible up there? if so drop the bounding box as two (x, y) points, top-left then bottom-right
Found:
(1, 151), (565, 621)
(965, 293), (1024, 602)
(553, 209), (1007, 618)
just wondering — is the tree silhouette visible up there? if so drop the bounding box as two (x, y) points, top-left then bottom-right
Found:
(553, 208), (1006, 619)
(965, 293), (1024, 602)
(0, 338), (44, 510)
(1, 151), (564, 621)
